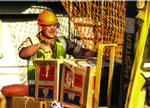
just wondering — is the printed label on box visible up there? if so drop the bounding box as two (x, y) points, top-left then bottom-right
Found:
(38, 85), (54, 100)
(64, 68), (72, 85)
(64, 67), (82, 87)
(63, 88), (81, 106)
(74, 74), (82, 87)
(40, 65), (55, 81)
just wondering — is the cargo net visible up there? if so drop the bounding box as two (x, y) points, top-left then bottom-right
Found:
(61, 1), (126, 58)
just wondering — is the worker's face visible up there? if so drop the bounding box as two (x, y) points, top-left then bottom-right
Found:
(40, 24), (57, 39)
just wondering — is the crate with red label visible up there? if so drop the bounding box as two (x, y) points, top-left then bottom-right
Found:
(60, 59), (97, 108)
(33, 59), (71, 102)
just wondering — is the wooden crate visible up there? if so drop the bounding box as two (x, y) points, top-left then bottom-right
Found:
(33, 59), (71, 101)
(60, 59), (97, 108)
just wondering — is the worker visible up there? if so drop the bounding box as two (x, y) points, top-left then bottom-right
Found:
(18, 10), (97, 97)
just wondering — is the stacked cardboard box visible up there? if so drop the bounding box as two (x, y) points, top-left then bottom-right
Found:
(33, 59), (72, 102)
(60, 59), (97, 108)
(4, 58), (121, 108)
(32, 59), (121, 107)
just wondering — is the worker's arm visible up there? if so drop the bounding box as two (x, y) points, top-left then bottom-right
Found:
(65, 38), (97, 58)
(78, 48), (97, 57)
(18, 38), (52, 59)
(19, 44), (40, 59)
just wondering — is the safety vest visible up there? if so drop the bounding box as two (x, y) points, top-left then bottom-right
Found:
(27, 36), (66, 81)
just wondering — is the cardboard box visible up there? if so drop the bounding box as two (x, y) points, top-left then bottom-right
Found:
(6, 96), (46, 108)
(26, 98), (45, 108)
(33, 59), (71, 102)
(60, 59), (97, 108)
(6, 96), (26, 108)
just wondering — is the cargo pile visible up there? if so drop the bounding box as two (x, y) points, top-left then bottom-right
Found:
(1, 59), (98, 108)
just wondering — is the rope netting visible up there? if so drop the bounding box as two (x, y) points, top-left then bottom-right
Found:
(61, 0), (126, 58)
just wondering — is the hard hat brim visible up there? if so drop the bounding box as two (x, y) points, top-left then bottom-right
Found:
(38, 19), (58, 25)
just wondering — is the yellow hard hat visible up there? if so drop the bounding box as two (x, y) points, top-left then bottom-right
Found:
(38, 10), (58, 25)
